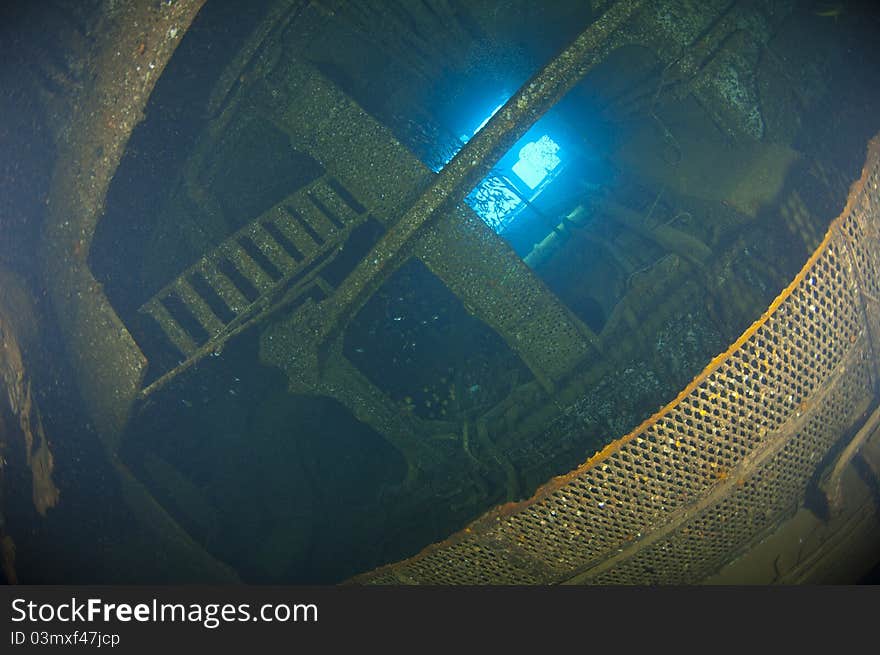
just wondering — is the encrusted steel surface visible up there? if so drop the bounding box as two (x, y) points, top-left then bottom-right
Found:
(35, 0), (873, 585)
(39, 0), (206, 449)
(286, 0), (644, 343)
(38, 0), (238, 583)
(253, 0), (648, 393)
(350, 135), (880, 585)
(257, 58), (601, 395)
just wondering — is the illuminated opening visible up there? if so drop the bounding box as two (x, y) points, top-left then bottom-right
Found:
(439, 94), (580, 236)
(511, 135), (561, 189)
(465, 176), (523, 230)
(465, 124), (565, 234)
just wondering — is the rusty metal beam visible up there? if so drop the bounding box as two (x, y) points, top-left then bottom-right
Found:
(314, 0), (645, 340)
(39, 0), (238, 582)
(40, 0), (206, 450)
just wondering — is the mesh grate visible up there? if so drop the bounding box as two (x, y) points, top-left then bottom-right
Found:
(350, 136), (880, 586)
(394, 540), (544, 585)
(587, 347), (873, 584)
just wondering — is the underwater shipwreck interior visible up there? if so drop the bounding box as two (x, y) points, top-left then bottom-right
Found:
(2, 0), (880, 584)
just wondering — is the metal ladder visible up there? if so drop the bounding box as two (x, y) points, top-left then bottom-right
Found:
(139, 175), (365, 365)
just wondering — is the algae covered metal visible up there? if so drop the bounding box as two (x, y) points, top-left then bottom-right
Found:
(31, 0), (880, 583)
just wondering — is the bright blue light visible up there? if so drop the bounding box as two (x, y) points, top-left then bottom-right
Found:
(464, 130), (565, 234)
(441, 92), (572, 234)
(465, 175), (523, 232)
(511, 135), (561, 189)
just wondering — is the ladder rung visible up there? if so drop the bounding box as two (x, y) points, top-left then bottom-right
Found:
(222, 243), (275, 293)
(196, 260), (251, 314)
(172, 278), (226, 336)
(141, 298), (198, 356)
(268, 207), (321, 257)
(309, 179), (361, 226)
(247, 223), (300, 276)
(288, 194), (337, 241)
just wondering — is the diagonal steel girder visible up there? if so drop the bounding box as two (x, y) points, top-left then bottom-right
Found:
(319, 0), (643, 340)
(260, 0), (644, 390)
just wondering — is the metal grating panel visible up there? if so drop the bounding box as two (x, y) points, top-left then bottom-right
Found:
(391, 540), (544, 586)
(588, 359), (873, 584)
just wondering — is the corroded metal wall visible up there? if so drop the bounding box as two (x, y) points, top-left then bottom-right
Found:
(40, 0), (205, 451)
(37, 0), (239, 583)
(351, 136), (880, 584)
(34, 0), (875, 584)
